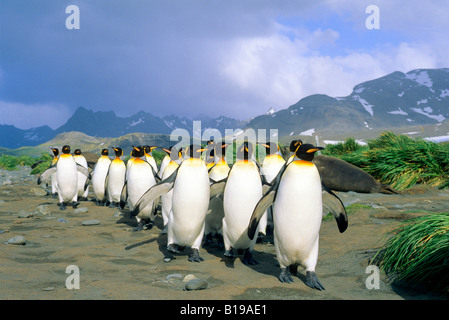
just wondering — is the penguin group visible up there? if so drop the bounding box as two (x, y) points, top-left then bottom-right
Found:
(37, 139), (348, 290)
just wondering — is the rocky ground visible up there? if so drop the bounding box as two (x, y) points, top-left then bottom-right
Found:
(0, 166), (448, 302)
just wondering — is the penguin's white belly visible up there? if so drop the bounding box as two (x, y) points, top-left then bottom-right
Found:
(273, 162), (322, 267)
(74, 157), (88, 196)
(171, 160), (210, 246)
(107, 161), (126, 202)
(223, 162), (262, 248)
(127, 164), (156, 217)
(56, 156), (78, 202)
(92, 158), (111, 200)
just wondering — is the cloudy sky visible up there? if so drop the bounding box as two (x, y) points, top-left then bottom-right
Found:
(1, 0), (448, 129)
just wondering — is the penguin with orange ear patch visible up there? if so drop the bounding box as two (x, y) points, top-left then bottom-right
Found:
(248, 141), (348, 290)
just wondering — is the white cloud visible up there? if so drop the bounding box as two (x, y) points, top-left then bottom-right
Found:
(0, 101), (71, 130)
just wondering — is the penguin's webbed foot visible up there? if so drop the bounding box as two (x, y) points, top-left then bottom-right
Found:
(279, 267), (294, 283)
(188, 248), (204, 262)
(305, 271), (325, 291)
(71, 201), (80, 208)
(143, 220), (154, 230)
(132, 220), (145, 232)
(224, 249), (236, 259)
(52, 192), (58, 198)
(167, 243), (182, 254)
(216, 234), (224, 249)
(242, 249), (258, 265)
(160, 224), (168, 234)
(108, 201), (118, 208)
(58, 202), (67, 211)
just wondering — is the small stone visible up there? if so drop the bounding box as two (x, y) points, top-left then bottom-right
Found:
(74, 207), (88, 214)
(7, 235), (26, 245)
(31, 187), (47, 196)
(35, 205), (51, 215)
(18, 210), (34, 218)
(82, 219), (100, 226)
(42, 287), (55, 291)
(183, 274), (197, 283)
(2, 180), (12, 186)
(57, 218), (68, 223)
(163, 257), (172, 263)
(185, 278), (208, 291)
(166, 273), (182, 281)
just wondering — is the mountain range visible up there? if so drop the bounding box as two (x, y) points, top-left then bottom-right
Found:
(1, 68), (449, 149)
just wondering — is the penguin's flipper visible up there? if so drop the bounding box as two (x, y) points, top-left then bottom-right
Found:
(322, 182), (348, 233)
(76, 163), (91, 179)
(130, 167), (179, 217)
(247, 186), (277, 240)
(37, 166), (57, 185)
(119, 181), (128, 209)
(209, 177), (227, 198)
(248, 161), (289, 240)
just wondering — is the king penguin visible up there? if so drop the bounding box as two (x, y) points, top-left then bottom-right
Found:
(205, 142), (230, 248)
(257, 142), (286, 241)
(221, 141), (262, 265)
(91, 149), (112, 206)
(131, 144), (210, 262)
(49, 148), (59, 198)
(73, 149), (89, 201)
(56, 145), (80, 210)
(143, 145), (159, 176)
(106, 147), (126, 208)
(158, 146), (172, 180)
(126, 146), (158, 231)
(248, 141), (348, 290)
(159, 146), (182, 233)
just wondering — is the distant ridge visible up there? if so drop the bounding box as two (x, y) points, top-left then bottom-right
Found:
(1, 68), (449, 149)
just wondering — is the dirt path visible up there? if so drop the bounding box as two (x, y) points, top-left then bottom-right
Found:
(1, 167), (448, 301)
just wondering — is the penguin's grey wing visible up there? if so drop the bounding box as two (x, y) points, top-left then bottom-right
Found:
(37, 166), (57, 185)
(76, 163), (91, 179)
(247, 162), (289, 240)
(209, 177), (227, 198)
(130, 167), (179, 217)
(143, 158), (162, 182)
(322, 182), (348, 233)
(119, 181), (128, 209)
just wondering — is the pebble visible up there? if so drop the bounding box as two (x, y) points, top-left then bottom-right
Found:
(183, 274), (197, 283)
(42, 287), (55, 291)
(82, 219), (100, 226)
(7, 235), (26, 245)
(74, 207), (88, 214)
(31, 187), (47, 196)
(184, 278), (208, 291)
(166, 274), (182, 281)
(35, 205), (52, 215)
(18, 210), (34, 218)
(57, 218), (68, 223)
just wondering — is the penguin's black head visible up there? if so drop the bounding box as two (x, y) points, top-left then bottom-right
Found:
(132, 146), (145, 158)
(51, 148), (59, 156)
(112, 147), (123, 157)
(214, 142), (228, 159)
(186, 144), (206, 159)
(74, 149), (82, 155)
(101, 149), (109, 156)
(166, 147), (181, 161)
(236, 141), (254, 161)
(62, 145), (71, 154)
(289, 139), (303, 153)
(144, 145), (156, 154)
(260, 142), (279, 156)
(295, 143), (324, 161)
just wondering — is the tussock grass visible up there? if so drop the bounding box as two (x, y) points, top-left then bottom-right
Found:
(324, 131), (449, 190)
(373, 212), (449, 293)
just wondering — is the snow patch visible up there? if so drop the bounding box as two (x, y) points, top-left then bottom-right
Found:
(266, 107), (276, 115)
(398, 91), (405, 97)
(129, 118), (143, 127)
(388, 108), (408, 116)
(440, 89), (449, 98)
(352, 95), (374, 116)
(406, 70), (433, 88)
(411, 108), (445, 122)
(416, 99), (427, 105)
(299, 128), (315, 136)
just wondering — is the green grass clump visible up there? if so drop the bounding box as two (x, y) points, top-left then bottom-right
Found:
(324, 132), (449, 190)
(0, 153), (53, 174)
(374, 212), (449, 293)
